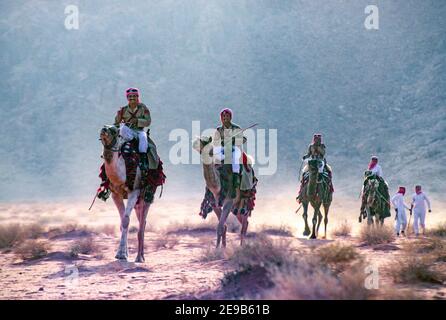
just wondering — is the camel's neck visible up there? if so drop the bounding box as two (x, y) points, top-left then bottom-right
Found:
(307, 170), (318, 197)
(103, 146), (126, 186)
(103, 148), (114, 164)
(202, 156), (220, 190)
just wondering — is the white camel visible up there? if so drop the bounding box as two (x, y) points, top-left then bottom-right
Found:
(99, 125), (152, 262)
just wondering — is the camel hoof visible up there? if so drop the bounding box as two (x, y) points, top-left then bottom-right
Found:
(115, 254), (127, 261)
(303, 229), (311, 236)
(135, 255), (145, 263)
(310, 234), (317, 239)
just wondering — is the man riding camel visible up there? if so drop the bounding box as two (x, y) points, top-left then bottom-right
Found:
(114, 87), (151, 176)
(198, 108), (257, 219)
(213, 108), (245, 197)
(302, 134), (329, 174)
(360, 155), (390, 220)
(96, 87), (161, 202)
(297, 134), (333, 201)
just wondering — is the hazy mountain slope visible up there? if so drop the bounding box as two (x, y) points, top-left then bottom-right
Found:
(0, 0), (445, 200)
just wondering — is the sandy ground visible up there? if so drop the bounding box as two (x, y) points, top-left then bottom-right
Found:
(0, 194), (445, 300)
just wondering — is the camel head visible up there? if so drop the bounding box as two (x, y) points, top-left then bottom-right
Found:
(307, 159), (320, 175)
(192, 136), (213, 154)
(100, 125), (119, 149)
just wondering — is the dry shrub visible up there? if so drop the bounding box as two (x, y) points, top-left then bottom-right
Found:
(48, 223), (93, 238)
(316, 242), (359, 265)
(260, 257), (372, 300)
(165, 219), (216, 235)
(95, 225), (116, 236)
(332, 221), (352, 237)
(428, 222), (446, 237)
(15, 239), (51, 260)
(221, 235), (298, 298)
(228, 234), (294, 270)
(259, 225), (294, 237)
(389, 256), (444, 284)
(154, 234), (179, 250)
(200, 246), (225, 262)
(359, 225), (395, 245)
(69, 237), (99, 258)
(404, 237), (446, 262)
(0, 224), (25, 249)
(22, 223), (45, 239)
(129, 226), (139, 234)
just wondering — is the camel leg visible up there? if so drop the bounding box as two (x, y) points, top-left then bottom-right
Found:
(316, 206), (323, 238)
(302, 202), (311, 237)
(366, 207), (373, 226)
(112, 192), (125, 232)
(322, 203), (330, 239)
(116, 189), (140, 261)
(136, 200), (150, 263)
(216, 199), (232, 248)
(310, 203), (320, 239)
(241, 213), (249, 246)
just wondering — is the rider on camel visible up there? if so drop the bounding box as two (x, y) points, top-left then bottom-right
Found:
(297, 133), (333, 202)
(360, 155), (390, 219)
(114, 87), (151, 182)
(213, 108), (245, 198)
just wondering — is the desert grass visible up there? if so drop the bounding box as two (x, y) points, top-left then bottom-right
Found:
(389, 256), (444, 284)
(331, 220), (352, 237)
(221, 234), (377, 299)
(359, 225), (395, 245)
(258, 224), (294, 237)
(69, 237), (99, 258)
(316, 242), (360, 265)
(94, 224), (116, 236)
(0, 223), (46, 249)
(403, 237), (446, 262)
(47, 223), (94, 239)
(165, 218), (217, 235)
(0, 224), (26, 249)
(15, 239), (52, 260)
(428, 222), (446, 237)
(153, 234), (179, 250)
(200, 246), (226, 262)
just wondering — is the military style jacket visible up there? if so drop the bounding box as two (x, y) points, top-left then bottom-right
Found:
(303, 143), (326, 160)
(114, 103), (151, 131)
(214, 122), (245, 147)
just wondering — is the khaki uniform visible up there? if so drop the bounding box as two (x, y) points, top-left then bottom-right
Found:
(114, 103), (151, 130)
(114, 103), (159, 170)
(304, 143), (326, 160)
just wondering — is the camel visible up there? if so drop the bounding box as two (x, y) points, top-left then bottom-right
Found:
(299, 159), (333, 239)
(359, 178), (387, 226)
(192, 136), (249, 246)
(99, 125), (153, 262)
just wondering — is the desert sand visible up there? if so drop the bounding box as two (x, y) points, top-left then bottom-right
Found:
(0, 193), (445, 300)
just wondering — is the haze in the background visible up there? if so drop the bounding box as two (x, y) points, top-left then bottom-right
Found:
(1, 0), (445, 202)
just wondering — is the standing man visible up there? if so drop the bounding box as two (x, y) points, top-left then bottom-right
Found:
(410, 185), (432, 236)
(391, 186), (411, 236)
